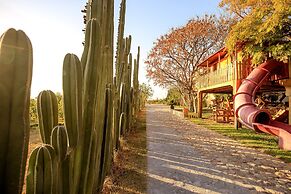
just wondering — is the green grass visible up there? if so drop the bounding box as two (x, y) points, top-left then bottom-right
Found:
(174, 106), (183, 112)
(190, 117), (291, 163)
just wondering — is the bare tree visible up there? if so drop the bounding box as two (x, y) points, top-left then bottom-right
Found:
(146, 15), (229, 111)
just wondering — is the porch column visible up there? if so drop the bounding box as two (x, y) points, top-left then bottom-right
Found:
(233, 79), (243, 129)
(280, 59), (291, 124)
(233, 50), (243, 129)
(198, 91), (203, 118)
(280, 80), (291, 124)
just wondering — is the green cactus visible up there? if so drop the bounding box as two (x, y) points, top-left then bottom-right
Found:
(78, 18), (101, 193)
(133, 46), (140, 117)
(37, 90), (58, 144)
(112, 77), (119, 151)
(126, 53), (133, 130)
(99, 87), (113, 186)
(51, 126), (68, 162)
(26, 145), (57, 194)
(62, 53), (83, 194)
(0, 28), (33, 194)
(63, 53), (82, 148)
(23, 0), (142, 193)
(50, 126), (70, 194)
(119, 83), (127, 136)
(84, 129), (98, 194)
(88, 0), (115, 191)
(113, 0), (129, 152)
(129, 87), (134, 128)
(117, 38), (126, 89)
(115, 0), (126, 84)
(119, 112), (126, 141)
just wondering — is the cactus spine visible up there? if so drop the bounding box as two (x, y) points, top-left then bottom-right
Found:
(0, 28), (33, 194)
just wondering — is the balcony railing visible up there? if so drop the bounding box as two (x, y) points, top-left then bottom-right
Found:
(196, 62), (252, 90)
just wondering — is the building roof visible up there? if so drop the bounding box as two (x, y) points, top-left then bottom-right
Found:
(197, 47), (228, 67)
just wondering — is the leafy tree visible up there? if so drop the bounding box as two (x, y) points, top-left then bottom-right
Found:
(220, 0), (291, 64)
(166, 87), (181, 105)
(30, 98), (38, 124)
(145, 15), (229, 111)
(139, 83), (153, 108)
(55, 92), (64, 123)
(139, 83), (153, 99)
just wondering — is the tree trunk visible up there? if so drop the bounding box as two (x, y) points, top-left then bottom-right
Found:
(179, 91), (187, 107)
(193, 96), (197, 113)
(188, 93), (194, 112)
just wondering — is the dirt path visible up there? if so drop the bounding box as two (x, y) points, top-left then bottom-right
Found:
(146, 104), (291, 194)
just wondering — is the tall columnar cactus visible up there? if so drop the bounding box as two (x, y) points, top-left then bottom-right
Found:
(24, 0), (142, 193)
(99, 86), (113, 188)
(85, 1), (115, 192)
(118, 36), (132, 133)
(26, 145), (57, 194)
(63, 53), (82, 148)
(114, 0), (129, 149)
(115, 0), (126, 84)
(127, 53), (133, 129)
(133, 46), (140, 117)
(62, 53), (83, 194)
(79, 18), (101, 193)
(118, 112), (126, 144)
(119, 83), (127, 136)
(0, 28), (33, 194)
(37, 90), (58, 144)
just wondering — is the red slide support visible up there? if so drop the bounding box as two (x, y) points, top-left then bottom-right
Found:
(234, 60), (291, 150)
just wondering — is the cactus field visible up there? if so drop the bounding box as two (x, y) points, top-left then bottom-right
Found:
(0, 0), (144, 193)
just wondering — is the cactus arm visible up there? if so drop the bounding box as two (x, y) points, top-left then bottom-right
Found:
(26, 145), (57, 194)
(26, 146), (39, 194)
(50, 126), (69, 194)
(37, 90), (58, 144)
(63, 53), (82, 148)
(51, 126), (68, 161)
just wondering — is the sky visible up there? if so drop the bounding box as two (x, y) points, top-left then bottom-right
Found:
(0, 0), (222, 99)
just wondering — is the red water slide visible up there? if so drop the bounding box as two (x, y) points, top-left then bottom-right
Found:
(234, 60), (291, 150)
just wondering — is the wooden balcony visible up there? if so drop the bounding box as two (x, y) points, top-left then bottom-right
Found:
(196, 62), (252, 93)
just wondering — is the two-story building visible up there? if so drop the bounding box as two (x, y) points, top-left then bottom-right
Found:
(196, 47), (288, 127)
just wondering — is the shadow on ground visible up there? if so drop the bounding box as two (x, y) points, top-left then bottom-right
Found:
(103, 110), (148, 194)
(103, 105), (291, 194)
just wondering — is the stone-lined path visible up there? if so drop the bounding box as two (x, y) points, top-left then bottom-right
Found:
(146, 104), (291, 194)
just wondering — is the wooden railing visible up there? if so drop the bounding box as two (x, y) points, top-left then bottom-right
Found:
(196, 62), (252, 89)
(196, 64), (235, 89)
